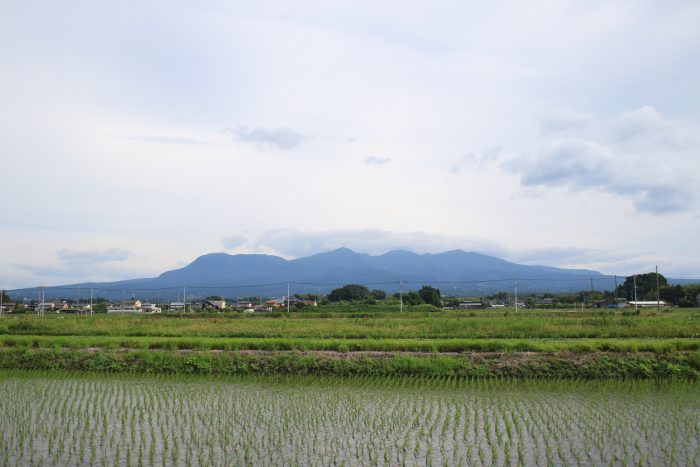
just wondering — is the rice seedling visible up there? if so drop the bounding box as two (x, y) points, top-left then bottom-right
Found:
(0, 371), (697, 466)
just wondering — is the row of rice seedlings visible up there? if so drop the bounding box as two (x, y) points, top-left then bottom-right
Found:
(0, 373), (698, 466)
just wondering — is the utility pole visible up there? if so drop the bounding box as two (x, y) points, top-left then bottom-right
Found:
(614, 275), (618, 302)
(287, 282), (290, 313)
(39, 286), (45, 316)
(514, 279), (518, 312)
(590, 277), (594, 293)
(633, 275), (638, 312)
(399, 279), (403, 313)
(89, 288), (93, 317)
(1, 289), (4, 318)
(656, 265), (661, 313)
(183, 286), (186, 313)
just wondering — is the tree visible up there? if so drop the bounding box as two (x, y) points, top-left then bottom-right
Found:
(443, 297), (460, 308)
(327, 284), (370, 302)
(294, 293), (321, 301)
(394, 291), (423, 305)
(617, 273), (667, 301)
(418, 286), (442, 308)
(661, 283), (700, 307)
(369, 289), (387, 300)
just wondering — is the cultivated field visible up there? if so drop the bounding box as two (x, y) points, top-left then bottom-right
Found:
(0, 372), (697, 466)
(0, 309), (699, 378)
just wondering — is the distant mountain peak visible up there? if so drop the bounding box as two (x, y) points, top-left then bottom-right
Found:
(13, 246), (615, 297)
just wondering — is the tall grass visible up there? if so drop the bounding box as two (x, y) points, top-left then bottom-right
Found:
(1, 334), (698, 353)
(1, 309), (698, 339)
(0, 348), (698, 378)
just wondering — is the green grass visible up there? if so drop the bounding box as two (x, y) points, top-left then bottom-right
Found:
(1, 334), (699, 353)
(1, 348), (698, 378)
(1, 310), (698, 378)
(1, 308), (698, 339)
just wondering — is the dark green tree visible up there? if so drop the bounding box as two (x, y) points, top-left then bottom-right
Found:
(327, 284), (370, 302)
(617, 273), (667, 301)
(369, 289), (387, 300)
(294, 293), (321, 301)
(394, 291), (423, 305)
(443, 297), (460, 308)
(662, 283), (700, 307)
(418, 286), (442, 308)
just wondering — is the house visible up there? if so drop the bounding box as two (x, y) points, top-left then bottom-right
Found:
(234, 301), (252, 310)
(254, 305), (273, 312)
(203, 300), (226, 311)
(141, 303), (161, 313)
(107, 308), (141, 314)
(124, 300), (142, 309)
(301, 300), (318, 307)
(36, 302), (56, 312)
(264, 299), (282, 308)
(0, 302), (16, 313)
(62, 303), (92, 314)
(459, 301), (485, 309)
(629, 301), (667, 308)
(169, 302), (185, 311)
(283, 297), (302, 307)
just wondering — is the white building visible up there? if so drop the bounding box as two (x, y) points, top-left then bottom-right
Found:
(628, 301), (667, 308)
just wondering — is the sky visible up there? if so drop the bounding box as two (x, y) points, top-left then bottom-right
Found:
(1, 0), (699, 289)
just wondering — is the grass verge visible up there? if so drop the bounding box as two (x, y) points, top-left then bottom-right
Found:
(2, 334), (699, 354)
(1, 348), (698, 379)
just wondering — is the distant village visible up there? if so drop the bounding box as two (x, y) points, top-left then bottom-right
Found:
(0, 296), (322, 314)
(0, 295), (668, 315)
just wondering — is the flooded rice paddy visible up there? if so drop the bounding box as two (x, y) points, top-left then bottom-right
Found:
(0, 372), (698, 466)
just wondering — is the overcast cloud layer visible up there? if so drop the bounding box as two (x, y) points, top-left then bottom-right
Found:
(2, 1), (699, 289)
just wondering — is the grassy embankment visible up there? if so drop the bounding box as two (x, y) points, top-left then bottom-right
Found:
(0, 309), (698, 378)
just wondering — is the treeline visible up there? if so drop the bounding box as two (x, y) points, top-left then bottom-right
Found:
(616, 273), (699, 307)
(325, 284), (443, 307)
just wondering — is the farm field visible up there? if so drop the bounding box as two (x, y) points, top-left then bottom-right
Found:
(0, 309), (699, 378)
(0, 371), (698, 466)
(2, 308), (699, 339)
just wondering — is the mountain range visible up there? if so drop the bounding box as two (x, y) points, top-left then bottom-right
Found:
(11, 248), (619, 300)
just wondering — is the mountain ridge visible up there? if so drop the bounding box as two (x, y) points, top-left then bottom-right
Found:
(8, 248), (618, 299)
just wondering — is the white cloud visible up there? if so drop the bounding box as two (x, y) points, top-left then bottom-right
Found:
(541, 109), (593, 133)
(365, 156), (391, 166)
(611, 106), (672, 142)
(222, 229), (503, 259)
(119, 134), (213, 146)
(57, 248), (130, 265)
(224, 126), (305, 150)
(506, 107), (698, 214)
